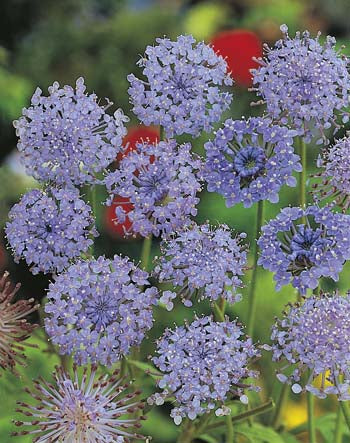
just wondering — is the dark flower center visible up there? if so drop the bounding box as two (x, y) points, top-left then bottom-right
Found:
(136, 166), (169, 203)
(234, 146), (266, 178)
(85, 294), (118, 331)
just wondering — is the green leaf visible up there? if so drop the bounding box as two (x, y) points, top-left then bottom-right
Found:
(280, 433), (300, 443)
(126, 359), (162, 378)
(236, 423), (285, 443)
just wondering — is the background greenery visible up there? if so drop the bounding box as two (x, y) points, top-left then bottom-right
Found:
(1, 0), (350, 441)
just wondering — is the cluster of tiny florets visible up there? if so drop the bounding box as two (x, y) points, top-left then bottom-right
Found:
(204, 117), (301, 208)
(149, 316), (260, 424)
(13, 365), (147, 442)
(6, 187), (97, 275)
(103, 139), (203, 238)
(128, 35), (233, 138)
(252, 25), (350, 143)
(266, 293), (350, 400)
(45, 255), (158, 366)
(0, 272), (38, 375)
(258, 205), (350, 294)
(312, 136), (350, 211)
(14, 77), (128, 186)
(154, 223), (247, 309)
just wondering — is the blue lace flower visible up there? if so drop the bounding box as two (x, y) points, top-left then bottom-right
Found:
(313, 136), (350, 210)
(204, 117), (301, 208)
(128, 35), (233, 137)
(13, 365), (147, 441)
(258, 205), (350, 294)
(6, 187), (97, 275)
(14, 77), (128, 186)
(252, 25), (350, 143)
(103, 139), (203, 238)
(149, 316), (260, 424)
(155, 223), (247, 309)
(45, 255), (158, 366)
(266, 293), (350, 400)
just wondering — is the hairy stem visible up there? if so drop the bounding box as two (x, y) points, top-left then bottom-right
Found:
(247, 200), (264, 337)
(307, 391), (316, 443)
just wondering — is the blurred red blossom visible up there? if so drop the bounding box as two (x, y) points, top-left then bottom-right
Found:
(211, 30), (262, 87)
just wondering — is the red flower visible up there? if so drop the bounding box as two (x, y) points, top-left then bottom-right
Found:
(104, 196), (135, 238)
(211, 30), (262, 87)
(117, 126), (159, 162)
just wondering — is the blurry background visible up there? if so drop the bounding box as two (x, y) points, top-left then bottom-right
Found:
(1, 0), (350, 441)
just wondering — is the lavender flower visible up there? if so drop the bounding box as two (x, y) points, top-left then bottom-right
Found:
(149, 316), (260, 424)
(103, 139), (202, 238)
(258, 205), (350, 294)
(154, 223), (247, 309)
(45, 255), (158, 366)
(0, 272), (38, 375)
(204, 117), (301, 208)
(252, 25), (350, 143)
(14, 77), (128, 186)
(312, 136), (350, 211)
(13, 365), (147, 442)
(266, 293), (350, 400)
(128, 35), (233, 138)
(6, 187), (97, 275)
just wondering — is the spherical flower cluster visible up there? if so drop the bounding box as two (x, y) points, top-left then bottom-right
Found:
(128, 34), (233, 138)
(103, 139), (203, 238)
(13, 365), (147, 442)
(204, 117), (301, 208)
(0, 272), (38, 375)
(6, 187), (97, 275)
(45, 255), (158, 366)
(154, 223), (247, 309)
(312, 136), (350, 211)
(258, 205), (350, 294)
(14, 77), (128, 186)
(252, 25), (350, 143)
(266, 293), (350, 400)
(149, 316), (260, 424)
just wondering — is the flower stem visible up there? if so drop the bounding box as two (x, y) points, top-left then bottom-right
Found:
(140, 235), (152, 271)
(299, 137), (307, 210)
(225, 415), (235, 443)
(333, 404), (343, 443)
(88, 185), (97, 256)
(206, 399), (275, 431)
(307, 391), (316, 443)
(271, 383), (288, 428)
(247, 200), (264, 338)
(340, 401), (350, 433)
(177, 419), (195, 443)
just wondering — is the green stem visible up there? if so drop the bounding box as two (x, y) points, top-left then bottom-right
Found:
(271, 383), (288, 428)
(299, 137), (307, 209)
(307, 391), (316, 443)
(140, 235), (152, 271)
(247, 200), (264, 338)
(333, 404), (343, 443)
(205, 399), (275, 431)
(88, 185), (97, 256)
(340, 402), (350, 433)
(225, 415), (235, 443)
(177, 419), (195, 443)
